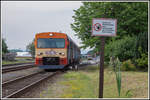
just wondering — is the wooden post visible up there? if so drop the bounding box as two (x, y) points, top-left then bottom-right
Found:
(99, 37), (105, 98)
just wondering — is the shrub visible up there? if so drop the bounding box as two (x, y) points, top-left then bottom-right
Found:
(135, 53), (148, 71)
(2, 38), (9, 54)
(105, 36), (137, 62)
(3, 52), (17, 61)
(135, 32), (148, 59)
(121, 60), (136, 71)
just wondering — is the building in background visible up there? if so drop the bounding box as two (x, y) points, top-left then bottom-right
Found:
(16, 52), (32, 57)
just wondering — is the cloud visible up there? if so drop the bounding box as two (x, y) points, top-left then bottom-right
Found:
(1, 1), (82, 12)
(1, 1), (83, 50)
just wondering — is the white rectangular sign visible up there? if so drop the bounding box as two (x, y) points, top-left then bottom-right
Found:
(92, 18), (117, 36)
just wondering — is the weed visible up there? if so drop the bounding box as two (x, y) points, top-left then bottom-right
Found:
(125, 89), (133, 97)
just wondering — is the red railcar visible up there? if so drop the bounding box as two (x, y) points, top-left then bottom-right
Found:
(35, 32), (80, 69)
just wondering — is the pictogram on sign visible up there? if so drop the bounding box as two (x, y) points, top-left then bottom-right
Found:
(94, 23), (102, 31)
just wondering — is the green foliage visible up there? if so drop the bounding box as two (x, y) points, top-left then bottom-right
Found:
(114, 58), (122, 97)
(125, 89), (133, 97)
(9, 49), (23, 53)
(26, 39), (35, 58)
(106, 34), (148, 71)
(109, 57), (122, 97)
(105, 36), (137, 62)
(71, 2), (148, 49)
(136, 52), (148, 71)
(135, 32), (148, 58)
(2, 38), (9, 54)
(133, 32), (148, 71)
(121, 60), (136, 71)
(71, 2), (148, 71)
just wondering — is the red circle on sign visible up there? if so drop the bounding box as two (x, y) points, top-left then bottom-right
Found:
(94, 23), (102, 31)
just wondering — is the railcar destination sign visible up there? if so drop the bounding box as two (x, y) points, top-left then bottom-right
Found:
(92, 18), (117, 36)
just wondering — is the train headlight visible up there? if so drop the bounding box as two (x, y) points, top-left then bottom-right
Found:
(49, 33), (53, 36)
(37, 52), (43, 56)
(59, 52), (65, 56)
(61, 52), (65, 55)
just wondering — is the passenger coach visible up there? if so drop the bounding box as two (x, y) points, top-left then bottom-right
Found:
(35, 32), (80, 70)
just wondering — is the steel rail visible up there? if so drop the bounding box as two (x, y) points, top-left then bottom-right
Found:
(2, 71), (61, 98)
(2, 71), (42, 85)
(2, 63), (35, 73)
(2, 62), (34, 67)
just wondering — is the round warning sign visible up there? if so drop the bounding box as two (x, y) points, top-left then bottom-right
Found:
(94, 23), (102, 31)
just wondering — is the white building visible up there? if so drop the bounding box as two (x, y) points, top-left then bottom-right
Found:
(16, 52), (32, 57)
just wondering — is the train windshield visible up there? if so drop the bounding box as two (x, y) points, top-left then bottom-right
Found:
(37, 38), (65, 48)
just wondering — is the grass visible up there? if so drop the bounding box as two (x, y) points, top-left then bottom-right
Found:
(15, 56), (33, 60)
(2, 57), (34, 65)
(2, 60), (34, 65)
(60, 72), (96, 98)
(39, 65), (148, 98)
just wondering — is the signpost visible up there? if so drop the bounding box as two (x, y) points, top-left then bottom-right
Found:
(92, 18), (117, 98)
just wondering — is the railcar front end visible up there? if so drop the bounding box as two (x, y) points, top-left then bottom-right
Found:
(35, 32), (68, 69)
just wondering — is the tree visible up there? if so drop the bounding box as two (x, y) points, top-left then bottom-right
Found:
(105, 36), (137, 62)
(9, 49), (23, 53)
(71, 2), (148, 49)
(71, 2), (148, 71)
(2, 38), (9, 54)
(26, 39), (35, 58)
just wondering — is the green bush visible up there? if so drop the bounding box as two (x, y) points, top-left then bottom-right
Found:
(121, 60), (136, 71)
(135, 32), (148, 59)
(2, 38), (9, 54)
(105, 36), (137, 62)
(136, 53), (148, 71)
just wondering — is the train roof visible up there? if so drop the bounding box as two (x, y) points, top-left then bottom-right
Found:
(36, 32), (67, 36)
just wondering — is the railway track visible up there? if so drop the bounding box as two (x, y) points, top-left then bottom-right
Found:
(2, 62), (34, 67)
(2, 70), (61, 98)
(2, 63), (35, 73)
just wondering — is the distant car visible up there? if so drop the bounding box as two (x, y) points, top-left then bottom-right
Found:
(93, 56), (100, 64)
(80, 60), (88, 64)
(87, 57), (93, 60)
(89, 60), (96, 64)
(87, 58), (97, 65)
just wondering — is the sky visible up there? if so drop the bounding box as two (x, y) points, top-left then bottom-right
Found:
(1, 1), (92, 54)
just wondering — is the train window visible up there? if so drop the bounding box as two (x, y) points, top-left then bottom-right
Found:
(37, 38), (65, 48)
